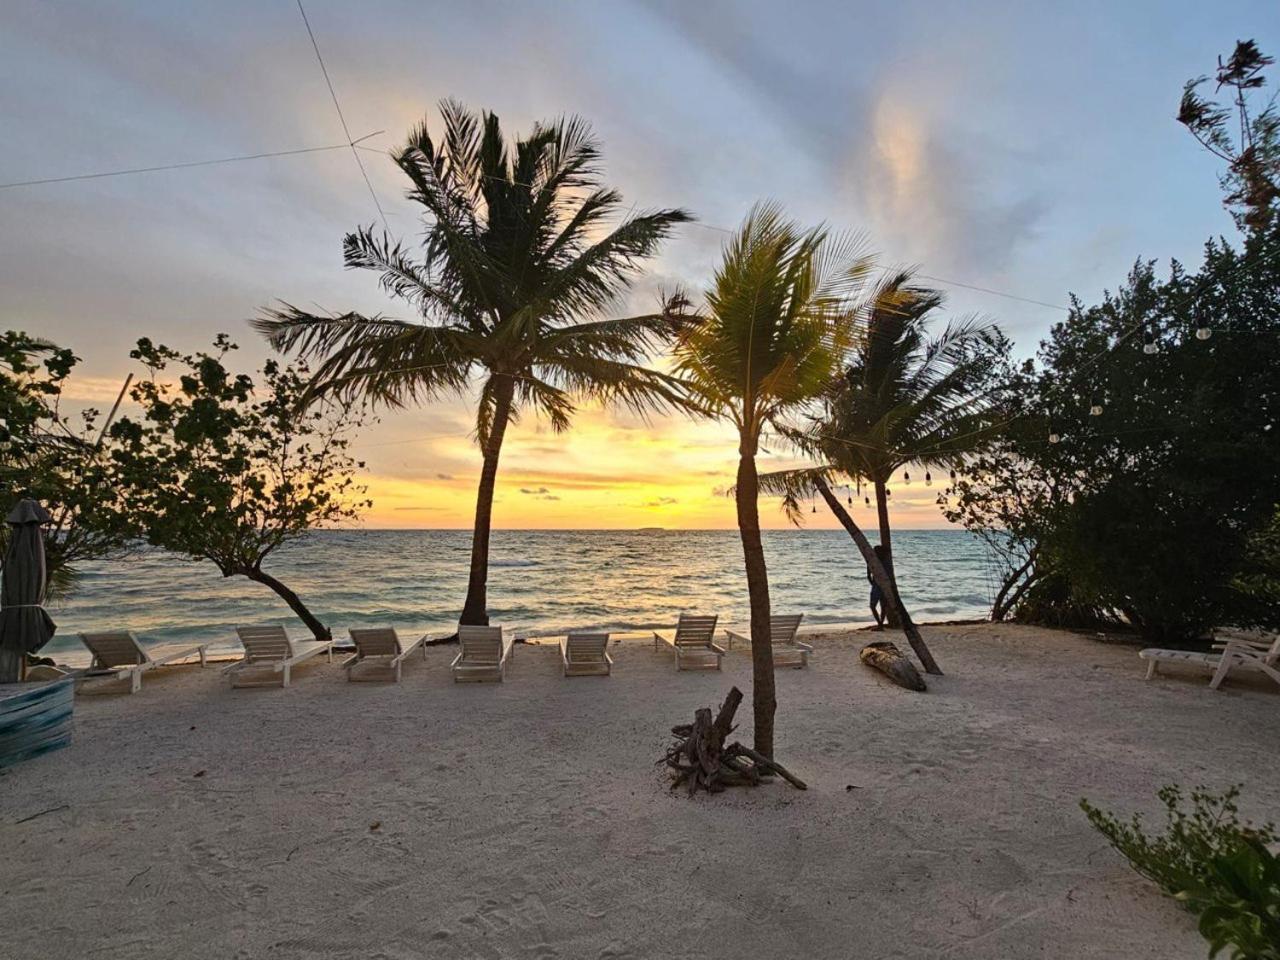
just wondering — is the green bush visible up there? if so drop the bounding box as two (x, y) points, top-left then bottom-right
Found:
(1081, 786), (1280, 959)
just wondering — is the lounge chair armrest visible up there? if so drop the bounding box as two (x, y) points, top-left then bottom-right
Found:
(795, 640), (814, 654)
(341, 653), (361, 669)
(709, 642), (727, 656)
(390, 634), (428, 667)
(274, 640), (333, 671)
(449, 651), (463, 669)
(149, 644), (207, 668)
(604, 650), (614, 665)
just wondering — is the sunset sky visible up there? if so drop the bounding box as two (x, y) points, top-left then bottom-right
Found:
(3, 1), (1274, 529)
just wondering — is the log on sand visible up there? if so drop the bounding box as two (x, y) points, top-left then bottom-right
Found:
(859, 640), (927, 692)
(661, 686), (807, 794)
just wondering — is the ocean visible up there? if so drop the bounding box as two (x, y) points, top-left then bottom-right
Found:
(42, 528), (997, 659)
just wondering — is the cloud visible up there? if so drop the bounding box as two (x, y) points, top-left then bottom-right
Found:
(435, 472), (454, 480)
(519, 486), (551, 495)
(645, 496), (679, 507)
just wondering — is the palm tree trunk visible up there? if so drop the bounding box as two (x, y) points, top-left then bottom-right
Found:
(460, 375), (515, 626)
(815, 477), (942, 675)
(735, 437), (777, 758)
(242, 567), (331, 642)
(873, 477), (902, 628)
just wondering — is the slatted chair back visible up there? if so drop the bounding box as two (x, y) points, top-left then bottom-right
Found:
(79, 631), (148, 668)
(236, 625), (293, 663)
(458, 625), (504, 663)
(565, 631), (609, 663)
(768, 614), (804, 645)
(673, 614), (719, 647)
(350, 628), (401, 658)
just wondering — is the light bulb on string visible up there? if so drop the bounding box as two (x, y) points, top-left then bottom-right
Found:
(1194, 305), (1212, 341)
(1048, 427), (1061, 444)
(949, 469), (956, 482)
(903, 471), (910, 484)
(1142, 328), (1159, 355)
(1089, 396), (1104, 417)
(864, 496), (870, 506)
(925, 471), (932, 486)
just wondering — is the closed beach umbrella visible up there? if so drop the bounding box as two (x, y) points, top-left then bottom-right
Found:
(0, 499), (56, 683)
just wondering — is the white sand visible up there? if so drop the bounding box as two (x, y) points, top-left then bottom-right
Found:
(1, 623), (1275, 959)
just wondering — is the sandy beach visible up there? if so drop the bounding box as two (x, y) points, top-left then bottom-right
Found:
(1, 622), (1275, 959)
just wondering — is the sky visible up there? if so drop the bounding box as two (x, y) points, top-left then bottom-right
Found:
(2, 0), (1275, 529)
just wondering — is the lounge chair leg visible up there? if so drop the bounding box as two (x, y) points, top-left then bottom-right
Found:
(1145, 661), (1156, 680)
(282, 664), (291, 687)
(1209, 655), (1232, 690)
(394, 662), (402, 683)
(131, 670), (142, 694)
(199, 648), (207, 667)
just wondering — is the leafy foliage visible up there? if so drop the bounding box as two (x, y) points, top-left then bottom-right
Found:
(1082, 786), (1280, 959)
(255, 101), (690, 624)
(106, 337), (371, 639)
(672, 202), (872, 439)
(803, 271), (1007, 489)
(944, 227), (1280, 640)
(0, 330), (127, 597)
(1179, 40), (1280, 233)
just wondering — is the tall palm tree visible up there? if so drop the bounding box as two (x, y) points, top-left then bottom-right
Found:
(673, 202), (872, 757)
(796, 270), (1005, 628)
(255, 101), (691, 625)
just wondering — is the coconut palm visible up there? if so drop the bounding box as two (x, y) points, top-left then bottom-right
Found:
(672, 202), (872, 757)
(255, 101), (691, 626)
(796, 270), (1005, 626)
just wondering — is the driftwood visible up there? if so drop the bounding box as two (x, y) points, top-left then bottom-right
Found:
(660, 686), (807, 794)
(859, 641), (927, 691)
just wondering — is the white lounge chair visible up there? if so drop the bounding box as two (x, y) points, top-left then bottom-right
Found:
(223, 625), (334, 688)
(344, 627), (428, 682)
(560, 631), (612, 677)
(1140, 629), (1280, 690)
(450, 625), (513, 682)
(78, 631), (208, 694)
(653, 613), (723, 671)
(724, 613), (812, 669)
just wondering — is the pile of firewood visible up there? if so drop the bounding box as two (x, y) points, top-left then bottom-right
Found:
(660, 686), (807, 794)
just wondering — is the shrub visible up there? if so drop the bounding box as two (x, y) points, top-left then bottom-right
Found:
(1081, 785), (1280, 959)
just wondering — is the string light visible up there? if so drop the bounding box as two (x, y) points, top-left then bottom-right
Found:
(925, 471), (932, 486)
(1089, 396), (1104, 417)
(1049, 430), (1062, 444)
(903, 471), (910, 484)
(1142, 326), (1159, 355)
(1193, 306), (1213, 340)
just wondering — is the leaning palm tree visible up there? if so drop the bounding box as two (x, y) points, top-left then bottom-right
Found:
(672, 202), (872, 758)
(255, 101), (691, 625)
(792, 270), (1005, 631)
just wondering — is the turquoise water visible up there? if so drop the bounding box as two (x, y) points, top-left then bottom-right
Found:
(42, 529), (997, 659)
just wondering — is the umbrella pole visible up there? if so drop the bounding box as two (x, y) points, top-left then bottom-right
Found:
(0, 647), (23, 684)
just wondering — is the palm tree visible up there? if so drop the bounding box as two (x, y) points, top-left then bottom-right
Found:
(255, 101), (690, 625)
(794, 270), (1004, 631)
(672, 202), (872, 757)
